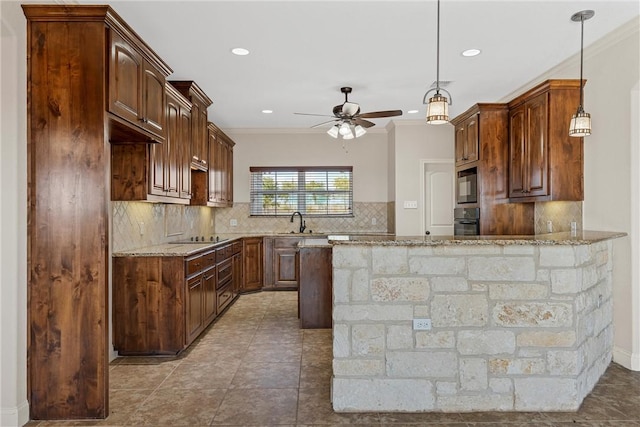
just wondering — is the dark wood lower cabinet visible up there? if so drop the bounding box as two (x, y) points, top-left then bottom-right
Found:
(298, 245), (333, 328)
(263, 237), (302, 290)
(113, 242), (241, 355)
(243, 237), (263, 292)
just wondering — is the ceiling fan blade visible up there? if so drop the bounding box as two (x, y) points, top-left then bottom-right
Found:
(310, 119), (340, 128)
(342, 102), (360, 117)
(359, 110), (403, 119)
(294, 112), (337, 118)
(353, 118), (376, 128)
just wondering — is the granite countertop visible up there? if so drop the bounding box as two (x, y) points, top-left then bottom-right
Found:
(328, 230), (626, 246)
(113, 231), (626, 256)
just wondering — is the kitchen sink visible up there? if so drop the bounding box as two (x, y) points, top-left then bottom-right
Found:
(170, 238), (229, 244)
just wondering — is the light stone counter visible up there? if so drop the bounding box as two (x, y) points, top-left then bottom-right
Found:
(331, 231), (624, 412)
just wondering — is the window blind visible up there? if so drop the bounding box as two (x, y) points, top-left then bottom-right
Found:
(249, 166), (353, 216)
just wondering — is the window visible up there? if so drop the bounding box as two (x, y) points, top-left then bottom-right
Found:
(250, 166), (353, 216)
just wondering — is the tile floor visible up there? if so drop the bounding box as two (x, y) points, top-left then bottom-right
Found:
(27, 291), (640, 426)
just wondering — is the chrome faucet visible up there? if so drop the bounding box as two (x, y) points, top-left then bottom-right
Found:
(290, 211), (306, 233)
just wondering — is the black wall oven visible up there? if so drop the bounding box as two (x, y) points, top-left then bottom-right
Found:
(454, 208), (480, 236)
(457, 168), (477, 204)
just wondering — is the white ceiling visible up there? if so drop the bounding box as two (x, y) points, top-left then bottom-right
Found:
(92, 0), (638, 130)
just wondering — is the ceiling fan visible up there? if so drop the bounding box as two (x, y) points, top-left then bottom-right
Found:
(294, 87), (403, 139)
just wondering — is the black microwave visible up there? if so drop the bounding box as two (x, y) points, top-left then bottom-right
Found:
(457, 169), (477, 204)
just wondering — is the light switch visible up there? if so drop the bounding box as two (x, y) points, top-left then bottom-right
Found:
(403, 201), (418, 209)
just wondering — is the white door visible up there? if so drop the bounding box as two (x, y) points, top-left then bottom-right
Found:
(424, 162), (454, 236)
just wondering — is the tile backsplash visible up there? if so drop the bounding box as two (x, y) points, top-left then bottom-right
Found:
(534, 201), (583, 234)
(111, 202), (215, 252)
(111, 201), (393, 252)
(214, 202), (392, 235)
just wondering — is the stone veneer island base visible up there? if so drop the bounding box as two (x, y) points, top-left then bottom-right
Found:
(330, 231), (624, 412)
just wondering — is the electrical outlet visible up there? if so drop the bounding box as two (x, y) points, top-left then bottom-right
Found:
(230, 219), (238, 227)
(138, 221), (145, 236)
(547, 220), (553, 233)
(413, 318), (432, 330)
(403, 200), (418, 209)
(371, 217), (377, 225)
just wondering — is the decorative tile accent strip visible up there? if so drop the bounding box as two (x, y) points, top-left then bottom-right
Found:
(332, 240), (616, 412)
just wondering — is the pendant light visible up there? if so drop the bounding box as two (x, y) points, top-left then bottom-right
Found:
(569, 10), (594, 137)
(423, 0), (452, 125)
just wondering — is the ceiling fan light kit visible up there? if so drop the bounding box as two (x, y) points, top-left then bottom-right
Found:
(569, 9), (594, 137)
(295, 86), (402, 139)
(424, 0), (452, 125)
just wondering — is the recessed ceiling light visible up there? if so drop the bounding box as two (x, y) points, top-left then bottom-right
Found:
(231, 47), (250, 56)
(462, 48), (481, 57)
(408, 110), (419, 114)
(262, 109), (273, 114)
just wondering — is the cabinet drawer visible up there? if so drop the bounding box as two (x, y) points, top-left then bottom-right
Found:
(186, 250), (216, 276)
(216, 244), (233, 262)
(232, 241), (242, 255)
(217, 258), (232, 288)
(217, 282), (233, 312)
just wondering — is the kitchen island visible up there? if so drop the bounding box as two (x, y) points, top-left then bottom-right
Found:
(329, 231), (624, 412)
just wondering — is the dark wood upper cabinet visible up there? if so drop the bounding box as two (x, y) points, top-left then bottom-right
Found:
(112, 82), (191, 204)
(108, 30), (170, 141)
(191, 122), (235, 207)
(454, 114), (479, 166)
(169, 81), (213, 171)
(507, 80), (584, 202)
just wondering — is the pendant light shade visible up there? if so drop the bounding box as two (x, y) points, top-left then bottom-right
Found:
(423, 0), (452, 125)
(569, 10), (594, 137)
(327, 125), (339, 138)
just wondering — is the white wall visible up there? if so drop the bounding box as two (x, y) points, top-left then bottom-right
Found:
(225, 129), (388, 203)
(503, 18), (640, 369)
(390, 120), (455, 236)
(0, 1), (29, 426)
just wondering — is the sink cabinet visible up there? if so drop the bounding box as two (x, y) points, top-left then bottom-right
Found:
(263, 236), (302, 290)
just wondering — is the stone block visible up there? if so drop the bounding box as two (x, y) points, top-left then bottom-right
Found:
(536, 269), (550, 282)
(457, 330), (516, 355)
(489, 358), (545, 375)
(351, 269), (370, 302)
(333, 359), (385, 376)
(332, 378), (435, 412)
(371, 277), (430, 302)
(539, 246), (577, 267)
(460, 358), (488, 391)
(431, 276), (468, 292)
(436, 381), (457, 396)
(493, 302), (573, 327)
(414, 305), (430, 317)
(333, 324), (350, 357)
(514, 378), (579, 410)
(372, 246), (408, 274)
(432, 294), (488, 327)
(415, 331), (455, 349)
(550, 269), (581, 294)
(468, 257), (536, 281)
(408, 246), (435, 256)
(503, 245), (535, 255)
(489, 378), (513, 393)
(386, 324), (414, 350)
(516, 331), (576, 347)
(333, 246), (370, 268)
(471, 283), (487, 292)
(386, 351), (457, 378)
(333, 269), (350, 303)
(409, 256), (466, 275)
(438, 394), (513, 412)
(489, 283), (549, 300)
(582, 264), (598, 290)
(352, 324), (385, 356)
(442, 245), (501, 255)
(333, 304), (413, 322)
(547, 350), (583, 375)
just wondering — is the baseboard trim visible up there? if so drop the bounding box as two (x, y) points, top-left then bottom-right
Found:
(0, 400), (30, 427)
(613, 345), (640, 371)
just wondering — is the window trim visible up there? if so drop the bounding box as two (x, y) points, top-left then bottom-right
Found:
(249, 166), (354, 217)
